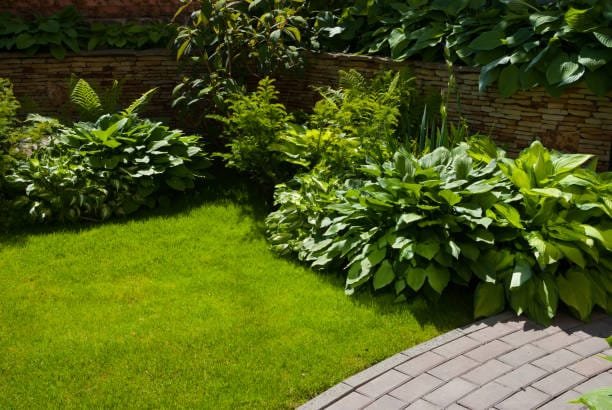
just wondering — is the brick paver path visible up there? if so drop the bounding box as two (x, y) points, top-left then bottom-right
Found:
(300, 312), (611, 410)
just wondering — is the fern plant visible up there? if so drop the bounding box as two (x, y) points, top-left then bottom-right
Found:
(69, 77), (157, 121)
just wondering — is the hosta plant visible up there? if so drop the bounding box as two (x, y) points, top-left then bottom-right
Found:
(6, 112), (209, 224)
(267, 138), (612, 324)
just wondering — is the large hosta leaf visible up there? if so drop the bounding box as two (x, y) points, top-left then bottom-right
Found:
(469, 30), (505, 51)
(498, 64), (520, 97)
(474, 282), (505, 318)
(557, 269), (593, 321)
(546, 54), (585, 86)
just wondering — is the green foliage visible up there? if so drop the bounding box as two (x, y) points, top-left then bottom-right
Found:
(212, 77), (294, 184)
(267, 138), (612, 324)
(86, 21), (175, 51)
(0, 7), (176, 59)
(172, 0), (307, 116)
(312, 0), (612, 96)
(571, 387), (612, 410)
(0, 78), (20, 136)
(5, 113), (209, 224)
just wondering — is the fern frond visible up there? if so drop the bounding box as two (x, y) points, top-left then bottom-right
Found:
(70, 78), (103, 121)
(123, 88), (158, 116)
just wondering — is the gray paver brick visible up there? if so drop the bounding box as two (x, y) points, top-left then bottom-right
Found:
(572, 320), (612, 339)
(462, 360), (513, 386)
(500, 326), (551, 347)
(567, 337), (611, 357)
(569, 355), (612, 377)
(389, 373), (443, 404)
(469, 323), (517, 343)
(573, 370), (612, 394)
(498, 344), (547, 366)
(533, 332), (583, 352)
(446, 405), (469, 410)
(395, 351), (446, 377)
(496, 363), (548, 389)
(458, 381), (515, 410)
(363, 394), (406, 410)
(495, 386), (550, 410)
(532, 368), (586, 396)
(538, 390), (585, 410)
(343, 353), (409, 387)
(428, 355), (480, 381)
(549, 315), (583, 332)
(432, 336), (481, 358)
(423, 378), (477, 407)
(325, 392), (371, 410)
(531, 348), (582, 372)
(465, 340), (514, 362)
(356, 369), (411, 398)
(405, 399), (439, 410)
(298, 383), (353, 410)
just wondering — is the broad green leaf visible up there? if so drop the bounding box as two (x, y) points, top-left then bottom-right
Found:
(373, 260), (395, 290)
(474, 282), (505, 318)
(510, 257), (532, 289)
(415, 240), (440, 260)
(439, 190), (461, 206)
(498, 65), (520, 97)
(425, 264), (450, 294)
(578, 47), (611, 71)
(564, 7), (596, 32)
(557, 269), (593, 321)
(405, 267), (426, 291)
(546, 54), (585, 86)
(493, 203), (523, 228)
(397, 213), (425, 228)
(555, 242), (586, 268)
(469, 30), (504, 51)
(594, 31), (612, 48)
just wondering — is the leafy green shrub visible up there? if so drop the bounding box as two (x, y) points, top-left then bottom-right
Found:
(312, 0), (612, 96)
(0, 78), (19, 136)
(266, 138), (612, 324)
(0, 7), (176, 59)
(5, 112), (209, 223)
(211, 78), (294, 185)
(172, 0), (307, 116)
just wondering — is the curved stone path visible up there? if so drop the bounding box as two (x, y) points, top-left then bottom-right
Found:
(300, 312), (611, 410)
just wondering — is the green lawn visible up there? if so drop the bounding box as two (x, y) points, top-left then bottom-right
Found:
(0, 188), (472, 409)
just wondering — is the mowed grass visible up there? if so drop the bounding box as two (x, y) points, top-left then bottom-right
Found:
(0, 194), (472, 409)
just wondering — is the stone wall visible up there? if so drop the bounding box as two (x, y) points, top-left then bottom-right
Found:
(272, 53), (612, 170)
(1, 49), (610, 169)
(0, 50), (178, 120)
(0, 0), (183, 19)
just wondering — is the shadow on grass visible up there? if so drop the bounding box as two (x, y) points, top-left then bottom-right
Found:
(0, 164), (271, 247)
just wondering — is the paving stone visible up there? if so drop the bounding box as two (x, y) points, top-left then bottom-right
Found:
(401, 330), (464, 358)
(570, 355), (612, 379)
(465, 340), (514, 362)
(405, 399), (439, 410)
(496, 363), (548, 389)
(567, 337), (611, 357)
(298, 383), (353, 410)
(532, 368), (586, 396)
(344, 353), (409, 387)
(572, 320), (612, 339)
(500, 326), (551, 347)
(495, 386), (550, 410)
(428, 355), (480, 381)
(533, 332), (583, 352)
(531, 349), (582, 372)
(461, 360), (513, 386)
(498, 344), (547, 366)
(548, 315), (583, 332)
(395, 351), (446, 377)
(389, 373), (443, 404)
(423, 378), (477, 407)
(573, 371), (612, 394)
(468, 323), (517, 343)
(538, 390), (585, 410)
(356, 369), (411, 398)
(446, 405), (469, 410)
(326, 392), (371, 410)
(459, 312), (516, 335)
(457, 381), (515, 410)
(432, 336), (481, 358)
(363, 394), (406, 410)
